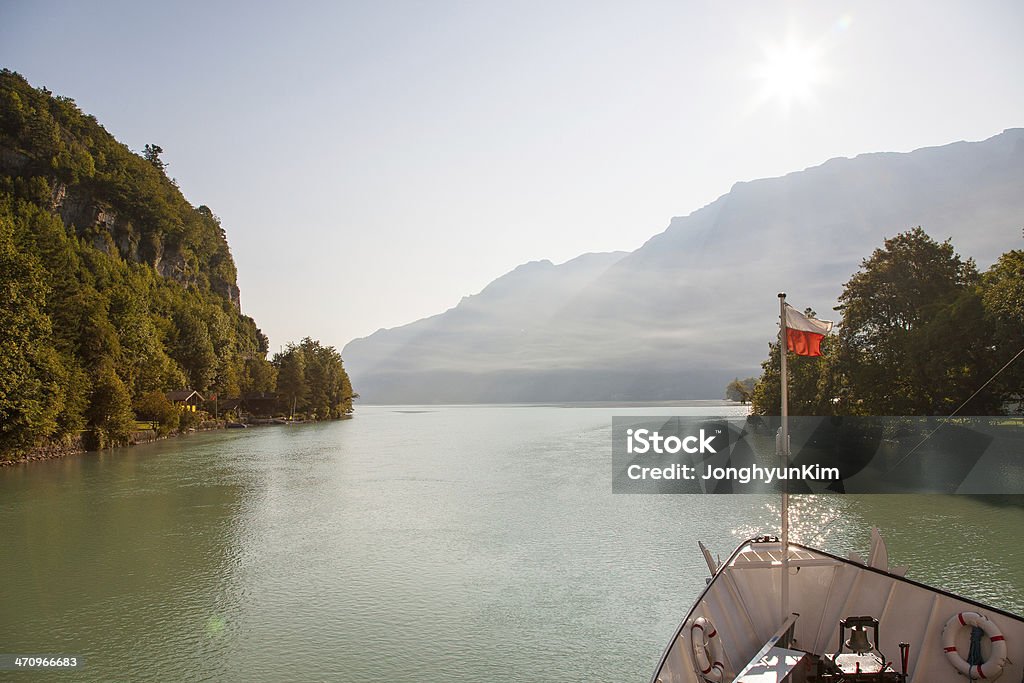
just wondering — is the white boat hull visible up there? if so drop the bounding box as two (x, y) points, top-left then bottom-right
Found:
(652, 537), (1024, 682)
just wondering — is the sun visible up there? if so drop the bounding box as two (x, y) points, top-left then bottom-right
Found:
(752, 35), (826, 114)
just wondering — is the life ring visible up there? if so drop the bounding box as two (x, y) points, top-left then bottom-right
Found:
(691, 616), (725, 682)
(941, 611), (1007, 680)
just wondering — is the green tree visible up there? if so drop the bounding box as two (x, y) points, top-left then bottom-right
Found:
(275, 345), (307, 417)
(109, 281), (179, 395)
(172, 310), (217, 391)
(0, 70), (354, 458)
(981, 249), (1024, 411)
(750, 334), (838, 416)
(84, 360), (134, 449)
(241, 356), (277, 394)
(833, 227), (986, 414)
(725, 377), (757, 403)
(134, 390), (179, 436)
(273, 338), (355, 419)
(0, 212), (66, 455)
(142, 143), (165, 173)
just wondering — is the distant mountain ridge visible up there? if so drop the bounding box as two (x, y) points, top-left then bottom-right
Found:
(343, 129), (1024, 403)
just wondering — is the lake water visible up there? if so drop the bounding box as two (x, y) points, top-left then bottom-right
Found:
(2, 403), (1022, 682)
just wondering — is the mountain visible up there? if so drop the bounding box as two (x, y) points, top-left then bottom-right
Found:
(0, 68), (272, 453)
(343, 129), (1024, 403)
(1, 69), (351, 458)
(342, 251), (627, 402)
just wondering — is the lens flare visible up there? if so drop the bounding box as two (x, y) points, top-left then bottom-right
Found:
(752, 35), (826, 114)
(206, 615), (226, 636)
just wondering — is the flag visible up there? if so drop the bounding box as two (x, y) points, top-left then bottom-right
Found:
(784, 305), (833, 356)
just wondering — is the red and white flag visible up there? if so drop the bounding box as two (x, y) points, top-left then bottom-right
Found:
(784, 305), (833, 357)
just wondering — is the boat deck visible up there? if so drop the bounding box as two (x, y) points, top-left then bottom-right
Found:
(652, 538), (1024, 683)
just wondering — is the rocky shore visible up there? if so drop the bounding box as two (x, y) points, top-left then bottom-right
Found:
(1, 416), (352, 467)
(1, 436), (85, 467)
(1, 422), (217, 467)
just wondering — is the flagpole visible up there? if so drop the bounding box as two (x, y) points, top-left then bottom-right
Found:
(778, 292), (790, 627)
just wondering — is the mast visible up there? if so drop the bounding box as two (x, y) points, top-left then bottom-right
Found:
(778, 292), (790, 625)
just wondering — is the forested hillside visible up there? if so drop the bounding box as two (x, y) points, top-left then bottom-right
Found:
(0, 70), (352, 458)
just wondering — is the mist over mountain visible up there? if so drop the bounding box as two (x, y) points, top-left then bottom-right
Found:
(343, 129), (1024, 403)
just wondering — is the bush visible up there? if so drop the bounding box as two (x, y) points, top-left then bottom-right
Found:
(134, 390), (179, 436)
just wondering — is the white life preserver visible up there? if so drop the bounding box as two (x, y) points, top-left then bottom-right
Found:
(691, 616), (725, 682)
(941, 611), (1007, 680)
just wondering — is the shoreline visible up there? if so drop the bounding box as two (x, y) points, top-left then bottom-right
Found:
(0, 426), (220, 468)
(0, 421), (230, 468)
(0, 436), (86, 467)
(0, 416), (354, 468)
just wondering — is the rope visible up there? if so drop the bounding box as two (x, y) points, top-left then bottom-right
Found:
(967, 626), (984, 668)
(893, 345), (1024, 471)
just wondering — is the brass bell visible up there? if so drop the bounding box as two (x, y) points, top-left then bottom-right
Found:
(845, 625), (873, 654)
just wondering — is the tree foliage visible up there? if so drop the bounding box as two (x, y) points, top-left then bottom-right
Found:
(84, 360), (135, 449)
(725, 377), (757, 403)
(0, 69), (239, 304)
(0, 69), (356, 458)
(980, 249), (1024, 407)
(134, 390), (180, 437)
(832, 227), (990, 414)
(0, 211), (67, 453)
(749, 325), (842, 416)
(751, 228), (1020, 416)
(142, 144), (165, 173)
(273, 339), (355, 419)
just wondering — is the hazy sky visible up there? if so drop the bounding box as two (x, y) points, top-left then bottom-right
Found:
(2, 1), (1022, 353)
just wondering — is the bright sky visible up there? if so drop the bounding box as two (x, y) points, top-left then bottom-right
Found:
(2, 1), (1022, 353)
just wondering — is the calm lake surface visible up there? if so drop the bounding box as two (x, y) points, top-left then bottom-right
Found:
(2, 403), (1022, 682)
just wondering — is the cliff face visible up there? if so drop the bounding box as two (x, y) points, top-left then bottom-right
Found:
(41, 177), (241, 307)
(49, 179), (136, 256)
(0, 69), (241, 309)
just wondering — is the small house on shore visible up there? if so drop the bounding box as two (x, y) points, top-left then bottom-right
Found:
(166, 389), (205, 412)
